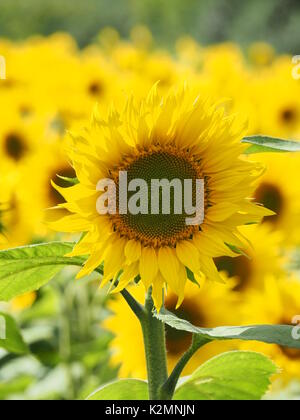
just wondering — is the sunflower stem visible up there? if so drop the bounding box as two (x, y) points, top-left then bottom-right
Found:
(121, 289), (145, 321)
(160, 335), (210, 400)
(141, 288), (169, 400)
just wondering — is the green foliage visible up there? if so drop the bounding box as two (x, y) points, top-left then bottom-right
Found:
(0, 274), (117, 400)
(242, 136), (300, 154)
(87, 379), (148, 400)
(0, 242), (299, 400)
(0, 0), (299, 52)
(173, 351), (277, 400)
(0, 312), (28, 354)
(0, 242), (85, 301)
(86, 352), (276, 400)
(155, 308), (300, 349)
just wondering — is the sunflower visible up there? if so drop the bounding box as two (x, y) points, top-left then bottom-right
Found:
(252, 57), (300, 139)
(0, 183), (35, 248)
(104, 281), (240, 379)
(240, 276), (300, 382)
(215, 223), (285, 291)
(248, 42), (275, 68)
(0, 109), (57, 169)
(48, 85), (272, 309)
(0, 174), (31, 248)
(20, 139), (77, 239)
(10, 292), (37, 312)
(251, 153), (300, 245)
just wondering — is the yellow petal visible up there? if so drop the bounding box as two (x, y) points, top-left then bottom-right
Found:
(199, 255), (225, 284)
(176, 240), (201, 274)
(206, 202), (239, 222)
(139, 247), (158, 289)
(152, 272), (165, 312)
(102, 238), (126, 285)
(47, 214), (91, 233)
(111, 262), (139, 294)
(158, 247), (183, 295)
(125, 240), (141, 264)
(76, 241), (108, 279)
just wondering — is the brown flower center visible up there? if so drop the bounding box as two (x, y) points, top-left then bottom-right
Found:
(4, 132), (28, 161)
(254, 182), (284, 224)
(109, 147), (210, 247)
(49, 166), (76, 206)
(214, 255), (253, 291)
(280, 107), (298, 125)
(165, 294), (206, 355)
(88, 81), (103, 96)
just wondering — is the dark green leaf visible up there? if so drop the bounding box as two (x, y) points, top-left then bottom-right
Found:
(155, 309), (300, 349)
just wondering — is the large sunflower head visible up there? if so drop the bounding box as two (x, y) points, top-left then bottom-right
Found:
(49, 85), (272, 309)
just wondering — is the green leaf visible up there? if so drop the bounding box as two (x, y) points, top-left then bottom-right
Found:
(0, 376), (34, 400)
(242, 135), (300, 154)
(0, 312), (29, 354)
(174, 351), (277, 400)
(86, 379), (148, 400)
(56, 175), (79, 185)
(0, 242), (89, 301)
(155, 309), (300, 349)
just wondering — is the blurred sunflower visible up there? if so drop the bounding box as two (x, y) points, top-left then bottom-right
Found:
(248, 42), (275, 68)
(0, 110), (57, 169)
(0, 189), (32, 248)
(19, 139), (77, 239)
(253, 58), (300, 139)
(252, 153), (300, 245)
(215, 223), (285, 291)
(10, 292), (37, 312)
(104, 281), (240, 379)
(49, 85), (272, 309)
(240, 276), (300, 382)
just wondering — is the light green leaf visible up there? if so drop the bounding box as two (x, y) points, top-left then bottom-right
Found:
(242, 135), (300, 154)
(0, 376), (34, 400)
(0, 242), (88, 301)
(86, 379), (148, 400)
(155, 309), (300, 349)
(174, 351), (277, 400)
(0, 312), (29, 354)
(56, 175), (79, 185)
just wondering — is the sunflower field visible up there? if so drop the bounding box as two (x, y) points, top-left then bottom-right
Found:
(1, 0), (300, 403)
